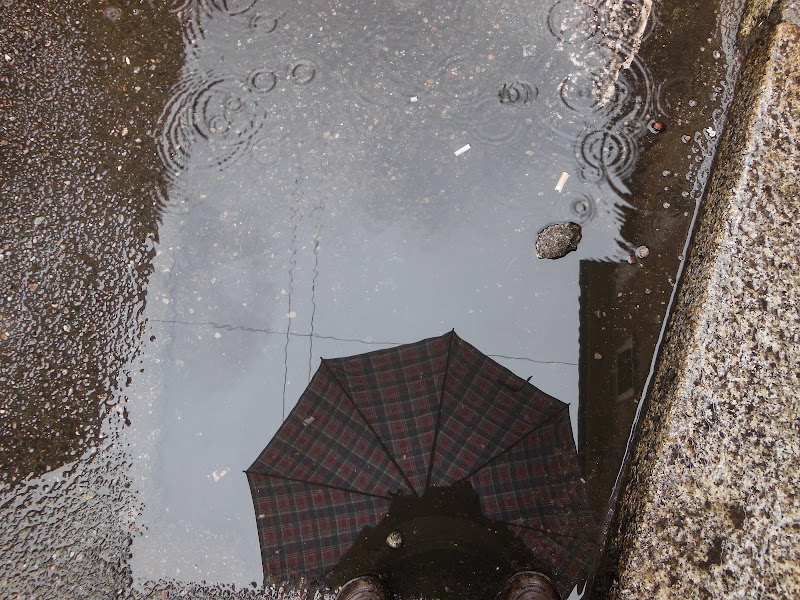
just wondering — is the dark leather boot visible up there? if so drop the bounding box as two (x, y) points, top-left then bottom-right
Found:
(335, 576), (390, 600)
(497, 571), (561, 600)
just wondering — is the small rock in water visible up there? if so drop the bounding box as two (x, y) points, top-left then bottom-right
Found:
(536, 222), (582, 259)
(103, 6), (122, 22)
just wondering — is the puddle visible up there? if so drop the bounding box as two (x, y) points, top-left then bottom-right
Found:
(0, 0), (739, 598)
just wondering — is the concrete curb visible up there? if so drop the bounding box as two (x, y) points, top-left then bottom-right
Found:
(593, 10), (800, 600)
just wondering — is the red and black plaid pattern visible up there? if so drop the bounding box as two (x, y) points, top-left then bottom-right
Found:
(246, 360), (415, 582)
(248, 474), (391, 583)
(324, 334), (451, 495)
(429, 334), (566, 486)
(247, 331), (597, 590)
(467, 413), (597, 598)
(247, 363), (414, 497)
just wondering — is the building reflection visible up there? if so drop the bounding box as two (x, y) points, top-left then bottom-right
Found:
(578, 257), (664, 518)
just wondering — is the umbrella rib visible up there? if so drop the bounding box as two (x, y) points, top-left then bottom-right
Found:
(460, 404), (570, 481)
(424, 329), (456, 492)
(245, 470), (393, 500)
(321, 359), (419, 497)
(458, 404), (596, 536)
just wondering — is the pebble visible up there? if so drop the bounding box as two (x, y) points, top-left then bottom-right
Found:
(535, 222), (582, 259)
(103, 6), (122, 22)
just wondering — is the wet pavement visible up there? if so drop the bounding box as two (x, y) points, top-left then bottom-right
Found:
(0, 0), (734, 598)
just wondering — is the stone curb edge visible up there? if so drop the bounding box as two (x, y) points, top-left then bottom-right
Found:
(590, 5), (800, 599)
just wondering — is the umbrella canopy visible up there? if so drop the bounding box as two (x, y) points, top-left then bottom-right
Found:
(246, 331), (597, 598)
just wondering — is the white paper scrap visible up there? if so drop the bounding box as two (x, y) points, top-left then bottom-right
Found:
(555, 171), (569, 192)
(210, 467), (230, 482)
(454, 144), (471, 156)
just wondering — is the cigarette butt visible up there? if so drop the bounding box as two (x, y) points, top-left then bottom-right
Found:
(454, 144), (471, 157)
(409, 96), (419, 102)
(555, 171), (569, 192)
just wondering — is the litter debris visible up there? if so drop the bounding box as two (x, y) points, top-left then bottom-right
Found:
(210, 467), (230, 482)
(555, 171), (569, 192)
(454, 144), (471, 156)
(635, 245), (650, 258)
(704, 126), (717, 138)
(409, 96), (418, 103)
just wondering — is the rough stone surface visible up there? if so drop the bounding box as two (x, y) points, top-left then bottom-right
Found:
(535, 222), (582, 259)
(739, 0), (800, 50)
(601, 21), (800, 600)
(785, 0), (800, 25)
(739, 0), (781, 42)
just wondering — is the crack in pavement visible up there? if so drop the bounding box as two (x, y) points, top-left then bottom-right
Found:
(149, 319), (578, 367)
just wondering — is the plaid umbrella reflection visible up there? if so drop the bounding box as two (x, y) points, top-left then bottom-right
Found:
(246, 331), (597, 598)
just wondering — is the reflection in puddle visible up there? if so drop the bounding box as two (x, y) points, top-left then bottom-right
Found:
(247, 332), (596, 599)
(132, 0), (652, 594)
(0, 0), (734, 598)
